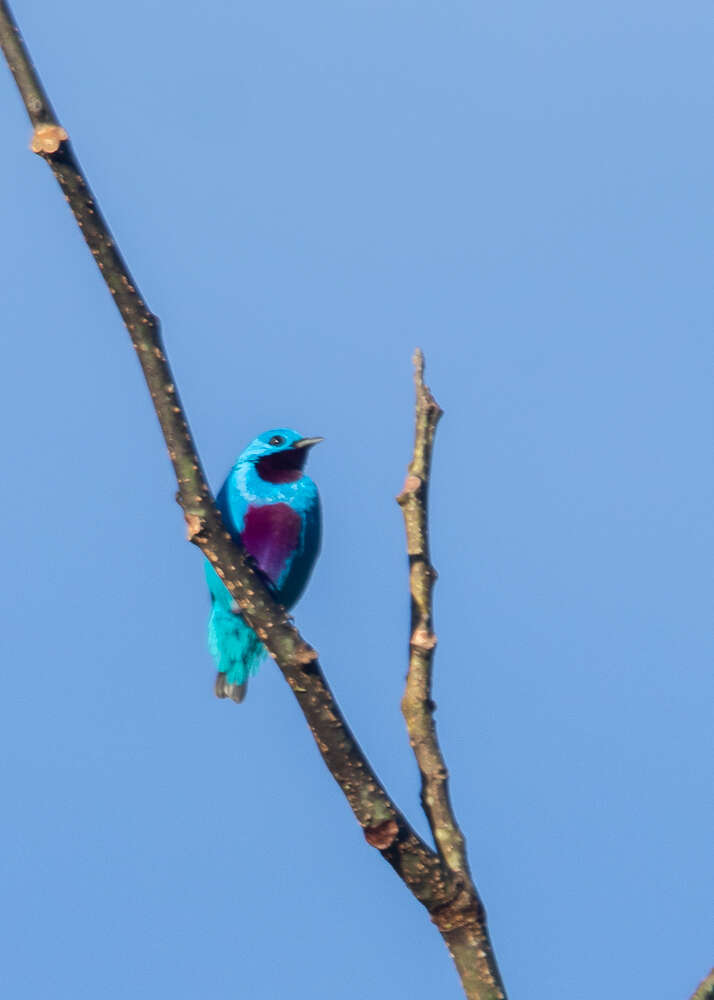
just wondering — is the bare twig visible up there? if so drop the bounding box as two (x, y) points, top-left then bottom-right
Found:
(398, 351), (505, 999)
(690, 970), (714, 1000)
(0, 4), (506, 997)
(398, 351), (460, 869)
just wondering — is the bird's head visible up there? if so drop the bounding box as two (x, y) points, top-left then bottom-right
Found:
(238, 428), (323, 484)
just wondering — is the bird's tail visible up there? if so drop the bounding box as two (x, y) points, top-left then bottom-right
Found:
(214, 671), (248, 704)
(208, 604), (266, 705)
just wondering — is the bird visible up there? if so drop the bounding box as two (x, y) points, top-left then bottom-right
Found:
(205, 428), (322, 703)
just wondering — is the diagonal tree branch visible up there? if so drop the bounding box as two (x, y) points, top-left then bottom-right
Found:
(0, 3), (504, 997)
(398, 352), (505, 999)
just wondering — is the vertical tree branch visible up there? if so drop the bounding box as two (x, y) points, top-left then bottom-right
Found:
(398, 350), (462, 871)
(398, 350), (506, 1000)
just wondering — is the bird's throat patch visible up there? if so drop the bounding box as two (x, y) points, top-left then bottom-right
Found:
(255, 449), (307, 483)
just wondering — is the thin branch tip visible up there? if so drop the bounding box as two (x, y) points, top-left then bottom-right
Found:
(411, 349), (443, 422)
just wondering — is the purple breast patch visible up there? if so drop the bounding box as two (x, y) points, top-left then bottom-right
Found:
(241, 503), (302, 584)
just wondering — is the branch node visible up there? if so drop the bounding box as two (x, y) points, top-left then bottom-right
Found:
(411, 628), (437, 652)
(30, 123), (67, 154)
(364, 819), (399, 850)
(430, 897), (484, 933)
(184, 512), (206, 543)
(396, 473), (422, 505)
(294, 644), (318, 667)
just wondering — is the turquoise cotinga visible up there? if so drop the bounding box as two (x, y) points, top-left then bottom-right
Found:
(205, 428), (322, 702)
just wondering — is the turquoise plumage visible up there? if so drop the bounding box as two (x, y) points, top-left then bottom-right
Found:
(205, 428), (322, 703)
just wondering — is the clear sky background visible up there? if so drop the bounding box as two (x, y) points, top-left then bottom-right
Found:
(0, 2), (711, 998)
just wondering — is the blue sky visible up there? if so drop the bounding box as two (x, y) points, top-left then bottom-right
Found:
(1, 2), (711, 998)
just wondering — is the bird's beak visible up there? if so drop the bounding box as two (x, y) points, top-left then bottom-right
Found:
(294, 436), (324, 449)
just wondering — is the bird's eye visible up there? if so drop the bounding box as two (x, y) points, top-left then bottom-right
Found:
(269, 435), (286, 447)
